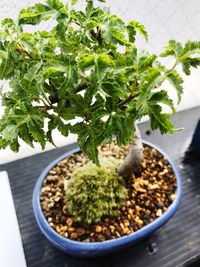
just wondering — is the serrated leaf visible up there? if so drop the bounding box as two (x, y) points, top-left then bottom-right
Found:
(71, 122), (100, 165)
(0, 138), (8, 149)
(127, 20), (148, 40)
(18, 3), (54, 25)
(19, 124), (34, 147)
(182, 40), (200, 56)
(27, 119), (45, 149)
(166, 70), (183, 102)
(10, 139), (20, 152)
(148, 104), (174, 134)
(161, 40), (183, 57)
(19, 0), (63, 25)
(136, 68), (164, 108)
(97, 54), (114, 68)
(47, 0), (63, 10)
(139, 54), (157, 71)
(102, 16), (129, 46)
(1, 18), (15, 26)
(78, 54), (95, 70)
(9, 78), (31, 98)
(24, 62), (43, 83)
(2, 124), (18, 142)
(148, 90), (175, 113)
(57, 119), (69, 136)
(44, 63), (68, 77)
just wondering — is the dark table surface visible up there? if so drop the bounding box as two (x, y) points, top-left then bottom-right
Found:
(1, 106), (200, 267)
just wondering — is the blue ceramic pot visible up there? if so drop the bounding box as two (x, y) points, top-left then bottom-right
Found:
(32, 140), (182, 257)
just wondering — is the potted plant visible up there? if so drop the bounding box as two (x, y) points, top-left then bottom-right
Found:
(0, 0), (200, 258)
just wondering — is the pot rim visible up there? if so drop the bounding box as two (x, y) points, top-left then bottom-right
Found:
(32, 140), (182, 252)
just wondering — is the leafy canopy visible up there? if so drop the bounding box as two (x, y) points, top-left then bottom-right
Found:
(0, 0), (200, 164)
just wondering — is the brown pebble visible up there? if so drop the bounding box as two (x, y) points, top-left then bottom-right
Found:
(70, 232), (78, 240)
(76, 228), (86, 236)
(46, 175), (57, 182)
(66, 218), (73, 227)
(157, 202), (164, 208)
(103, 229), (111, 237)
(170, 194), (176, 201)
(68, 227), (75, 233)
(95, 225), (102, 233)
(110, 225), (115, 232)
(123, 227), (130, 234)
(149, 184), (159, 189)
(156, 209), (163, 217)
(115, 231), (121, 237)
(97, 234), (106, 242)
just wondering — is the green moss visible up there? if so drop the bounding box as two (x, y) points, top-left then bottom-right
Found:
(65, 157), (128, 224)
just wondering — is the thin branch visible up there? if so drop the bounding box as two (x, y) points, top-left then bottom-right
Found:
(16, 45), (33, 59)
(38, 106), (53, 112)
(37, 97), (52, 108)
(91, 27), (103, 45)
(117, 93), (139, 108)
(171, 60), (178, 71)
(118, 79), (139, 108)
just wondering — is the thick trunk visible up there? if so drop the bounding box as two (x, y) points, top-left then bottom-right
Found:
(117, 124), (143, 178)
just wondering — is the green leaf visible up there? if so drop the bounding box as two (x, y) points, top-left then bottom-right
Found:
(161, 40), (200, 76)
(2, 124), (18, 142)
(19, 124), (34, 147)
(102, 15), (129, 46)
(182, 40), (200, 56)
(110, 114), (133, 145)
(127, 20), (148, 40)
(10, 139), (20, 152)
(139, 54), (157, 71)
(24, 62), (43, 83)
(136, 68), (164, 108)
(148, 104), (174, 134)
(47, 0), (64, 10)
(97, 54), (114, 68)
(78, 54), (95, 70)
(18, 3), (54, 25)
(9, 78), (31, 98)
(58, 67), (78, 98)
(44, 63), (68, 77)
(182, 57), (200, 75)
(27, 119), (46, 149)
(57, 119), (69, 136)
(148, 90), (175, 113)
(160, 40), (183, 57)
(166, 70), (183, 102)
(71, 0), (79, 5)
(71, 122), (100, 165)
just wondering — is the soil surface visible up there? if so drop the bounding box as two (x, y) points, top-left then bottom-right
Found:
(40, 143), (177, 242)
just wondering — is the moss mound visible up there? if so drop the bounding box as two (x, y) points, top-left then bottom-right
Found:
(65, 157), (128, 224)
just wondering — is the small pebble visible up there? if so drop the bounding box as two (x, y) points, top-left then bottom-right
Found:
(76, 228), (86, 236)
(70, 232), (78, 240)
(66, 218), (73, 227)
(95, 225), (102, 233)
(156, 209), (163, 217)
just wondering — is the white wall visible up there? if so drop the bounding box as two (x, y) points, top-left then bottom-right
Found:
(0, 0), (200, 163)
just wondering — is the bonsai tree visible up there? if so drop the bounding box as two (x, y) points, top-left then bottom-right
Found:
(0, 0), (200, 192)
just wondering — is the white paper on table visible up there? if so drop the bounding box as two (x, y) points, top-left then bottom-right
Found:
(0, 171), (27, 267)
